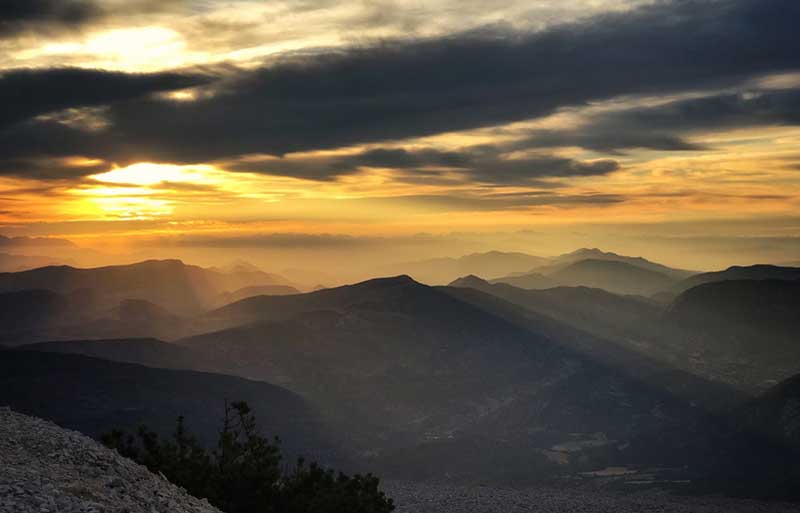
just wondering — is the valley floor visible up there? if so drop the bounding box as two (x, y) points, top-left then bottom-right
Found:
(383, 481), (800, 513)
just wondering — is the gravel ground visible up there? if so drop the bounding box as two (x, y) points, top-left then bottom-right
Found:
(0, 408), (221, 513)
(383, 481), (800, 513)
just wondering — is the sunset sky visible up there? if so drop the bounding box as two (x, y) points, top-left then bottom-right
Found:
(1, 0), (799, 270)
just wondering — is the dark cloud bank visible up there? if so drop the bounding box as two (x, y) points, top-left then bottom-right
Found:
(0, 0), (798, 182)
(0, 0), (99, 36)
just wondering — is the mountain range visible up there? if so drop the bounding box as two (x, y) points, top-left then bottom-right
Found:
(380, 251), (550, 284)
(488, 248), (696, 296)
(2, 250), (799, 494)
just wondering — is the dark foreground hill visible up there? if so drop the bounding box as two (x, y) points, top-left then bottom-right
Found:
(0, 350), (339, 465)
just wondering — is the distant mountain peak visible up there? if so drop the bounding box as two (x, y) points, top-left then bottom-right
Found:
(355, 274), (419, 287)
(449, 275), (490, 288)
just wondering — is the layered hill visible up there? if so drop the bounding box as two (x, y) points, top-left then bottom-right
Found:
(491, 249), (692, 295)
(0, 259), (290, 315)
(675, 264), (800, 293)
(451, 273), (800, 394)
(449, 275), (662, 351)
(665, 279), (800, 390)
(213, 284), (301, 307)
(22, 337), (212, 371)
(179, 275), (713, 479)
(0, 350), (338, 463)
(546, 259), (676, 296)
(488, 271), (558, 289)
(547, 248), (696, 280)
(0, 290), (187, 346)
(380, 251), (549, 284)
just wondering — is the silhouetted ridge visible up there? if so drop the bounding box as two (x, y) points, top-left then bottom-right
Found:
(379, 251), (548, 284)
(554, 248), (696, 279)
(0, 258), (292, 317)
(0, 350), (337, 463)
(676, 264), (800, 293)
(448, 274), (490, 288)
(546, 258), (675, 295)
(23, 337), (211, 371)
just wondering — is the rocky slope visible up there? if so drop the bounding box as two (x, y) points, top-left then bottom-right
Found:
(0, 408), (221, 513)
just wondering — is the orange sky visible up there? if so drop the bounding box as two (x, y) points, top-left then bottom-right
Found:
(1, 0), (799, 269)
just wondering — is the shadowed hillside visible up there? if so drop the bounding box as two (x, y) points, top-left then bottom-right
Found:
(178, 275), (717, 481)
(665, 279), (800, 390)
(0, 350), (340, 465)
(22, 338), (214, 371)
(675, 265), (800, 293)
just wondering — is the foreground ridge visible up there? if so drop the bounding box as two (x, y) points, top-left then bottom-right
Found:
(0, 408), (221, 513)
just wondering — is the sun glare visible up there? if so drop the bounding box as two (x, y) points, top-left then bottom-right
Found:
(89, 163), (215, 187)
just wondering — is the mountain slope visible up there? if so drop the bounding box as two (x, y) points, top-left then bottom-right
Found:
(441, 281), (739, 410)
(214, 284), (301, 307)
(491, 248), (696, 290)
(675, 264), (800, 293)
(0, 290), (188, 346)
(0, 350), (338, 463)
(743, 373), (800, 451)
(22, 337), (213, 371)
(449, 275), (661, 350)
(0, 259), (289, 315)
(0, 289), (91, 346)
(489, 271), (559, 289)
(547, 259), (676, 295)
(665, 279), (800, 390)
(180, 276), (712, 480)
(551, 248), (696, 280)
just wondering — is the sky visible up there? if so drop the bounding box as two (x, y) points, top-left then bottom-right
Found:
(1, 0), (799, 271)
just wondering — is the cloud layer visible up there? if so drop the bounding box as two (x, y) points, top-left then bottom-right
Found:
(0, 0), (797, 184)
